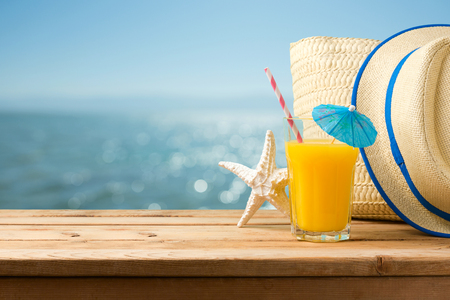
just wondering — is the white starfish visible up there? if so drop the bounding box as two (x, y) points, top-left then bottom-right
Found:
(219, 130), (290, 227)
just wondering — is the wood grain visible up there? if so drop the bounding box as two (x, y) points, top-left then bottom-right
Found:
(0, 277), (449, 300)
(0, 210), (446, 279)
(0, 209), (286, 218)
(0, 223), (429, 241)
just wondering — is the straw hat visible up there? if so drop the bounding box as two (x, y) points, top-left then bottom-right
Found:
(352, 24), (450, 236)
(290, 36), (402, 221)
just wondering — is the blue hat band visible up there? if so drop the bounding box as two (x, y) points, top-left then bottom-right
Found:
(385, 48), (450, 222)
(352, 24), (450, 238)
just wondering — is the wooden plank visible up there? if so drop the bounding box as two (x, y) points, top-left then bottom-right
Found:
(0, 209), (400, 225)
(0, 225), (294, 241)
(0, 218), (404, 226)
(0, 238), (447, 251)
(0, 210), (445, 278)
(0, 222), (430, 241)
(0, 209), (287, 218)
(0, 277), (449, 300)
(0, 243), (449, 277)
(0, 216), (289, 226)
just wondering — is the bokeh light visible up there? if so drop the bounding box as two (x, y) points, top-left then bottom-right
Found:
(0, 111), (284, 209)
(194, 179), (208, 193)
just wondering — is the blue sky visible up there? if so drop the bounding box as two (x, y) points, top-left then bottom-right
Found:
(1, 0), (450, 113)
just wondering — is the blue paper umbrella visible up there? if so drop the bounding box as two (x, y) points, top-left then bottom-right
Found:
(312, 104), (377, 148)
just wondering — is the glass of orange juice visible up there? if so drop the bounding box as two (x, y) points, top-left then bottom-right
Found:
(284, 117), (359, 242)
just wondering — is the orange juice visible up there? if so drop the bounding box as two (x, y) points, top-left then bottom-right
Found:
(285, 139), (359, 232)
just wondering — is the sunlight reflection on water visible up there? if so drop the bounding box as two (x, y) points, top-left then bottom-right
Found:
(0, 110), (286, 209)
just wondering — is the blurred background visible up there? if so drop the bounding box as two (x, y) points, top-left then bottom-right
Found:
(1, 0), (449, 209)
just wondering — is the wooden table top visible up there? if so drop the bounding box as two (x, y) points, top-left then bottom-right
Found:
(0, 209), (449, 278)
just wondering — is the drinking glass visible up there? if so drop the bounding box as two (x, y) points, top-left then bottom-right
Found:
(284, 117), (359, 242)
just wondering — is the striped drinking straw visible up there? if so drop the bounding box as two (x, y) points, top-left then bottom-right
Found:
(264, 67), (303, 143)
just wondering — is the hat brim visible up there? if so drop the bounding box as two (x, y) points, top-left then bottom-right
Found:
(352, 24), (450, 237)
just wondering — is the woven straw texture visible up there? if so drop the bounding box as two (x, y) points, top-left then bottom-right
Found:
(356, 26), (450, 233)
(392, 37), (450, 214)
(290, 36), (401, 221)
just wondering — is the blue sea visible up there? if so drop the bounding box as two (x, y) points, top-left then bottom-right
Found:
(0, 110), (287, 209)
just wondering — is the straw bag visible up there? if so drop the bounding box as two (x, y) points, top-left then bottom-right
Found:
(290, 36), (402, 221)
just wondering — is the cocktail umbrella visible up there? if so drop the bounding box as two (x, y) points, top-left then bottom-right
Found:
(312, 104), (377, 148)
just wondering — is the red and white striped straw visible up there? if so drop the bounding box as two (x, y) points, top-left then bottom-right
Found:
(264, 67), (303, 143)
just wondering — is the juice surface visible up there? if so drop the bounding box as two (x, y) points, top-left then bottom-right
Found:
(285, 139), (359, 232)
